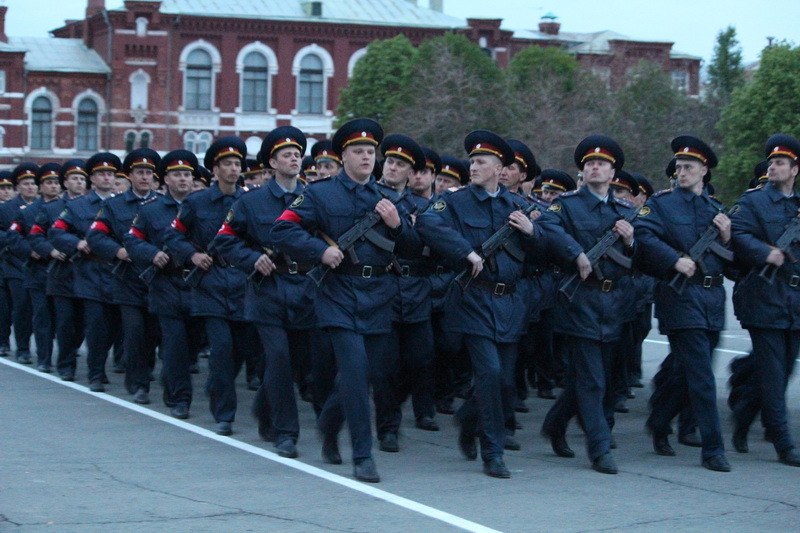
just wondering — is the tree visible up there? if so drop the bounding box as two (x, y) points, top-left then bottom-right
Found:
(507, 45), (578, 93)
(387, 33), (508, 154)
(707, 26), (745, 104)
(715, 44), (800, 204)
(335, 35), (418, 126)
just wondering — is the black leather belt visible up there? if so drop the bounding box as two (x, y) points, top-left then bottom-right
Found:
(274, 261), (314, 275)
(162, 265), (192, 278)
(776, 271), (800, 288)
(467, 278), (516, 296)
(333, 264), (390, 278)
(687, 274), (724, 288)
(582, 277), (617, 292)
(392, 263), (434, 277)
(434, 265), (453, 275)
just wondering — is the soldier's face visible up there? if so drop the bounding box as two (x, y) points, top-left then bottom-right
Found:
(317, 160), (341, 179)
(16, 178), (38, 200)
(0, 184), (13, 201)
(768, 157), (798, 185)
(500, 162), (526, 191)
(675, 159), (705, 191)
(581, 159), (614, 185)
(129, 167), (154, 194)
(64, 173), (87, 196)
(91, 169), (115, 192)
(435, 174), (460, 195)
(165, 170), (194, 195)
(382, 156), (413, 188)
(214, 157), (242, 184)
(541, 189), (559, 203)
(270, 147), (302, 179)
(612, 187), (634, 203)
(410, 167), (435, 196)
(40, 178), (62, 199)
(469, 155), (502, 189)
(342, 144), (375, 181)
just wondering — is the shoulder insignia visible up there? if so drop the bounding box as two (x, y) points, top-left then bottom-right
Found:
(638, 206), (651, 217)
(309, 176), (332, 184)
(449, 186), (468, 194)
(613, 197), (633, 208)
(142, 196), (159, 205)
(224, 208), (234, 224)
(744, 187), (762, 193)
(560, 190), (579, 198)
(652, 189), (672, 198)
(432, 199), (446, 212)
(290, 194), (304, 208)
(548, 203), (562, 212)
(244, 184), (262, 192)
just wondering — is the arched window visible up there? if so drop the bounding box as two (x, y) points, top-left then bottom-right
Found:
(31, 96), (53, 150)
(140, 131), (151, 149)
(298, 54), (324, 114)
(136, 17), (148, 37)
(130, 70), (150, 110)
(185, 49), (212, 110)
(76, 99), (99, 151)
(196, 132), (212, 154)
(242, 52), (268, 112)
(125, 131), (136, 152)
(0, 126), (5, 149)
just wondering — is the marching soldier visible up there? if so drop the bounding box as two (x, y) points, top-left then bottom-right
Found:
(87, 148), (161, 405)
(7, 163), (63, 371)
(311, 139), (342, 180)
(271, 118), (420, 483)
(637, 135), (732, 472)
(164, 137), (260, 435)
(214, 126), (316, 457)
(540, 135), (636, 475)
(29, 161), (87, 380)
(728, 133), (800, 466)
(126, 150), (205, 419)
(416, 130), (542, 478)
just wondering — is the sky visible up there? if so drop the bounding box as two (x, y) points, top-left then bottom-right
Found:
(2, 0), (797, 64)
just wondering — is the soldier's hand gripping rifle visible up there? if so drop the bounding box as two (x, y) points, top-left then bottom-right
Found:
(138, 245), (170, 286)
(758, 215), (800, 284)
(247, 247), (278, 288)
(306, 192), (404, 287)
(668, 204), (739, 295)
(559, 207), (641, 302)
(453, 202), (539, 289)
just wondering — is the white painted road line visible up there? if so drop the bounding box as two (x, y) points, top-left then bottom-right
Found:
(0, 356), (501, 533)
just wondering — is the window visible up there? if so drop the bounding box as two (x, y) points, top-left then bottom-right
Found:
(242, 52), (268, 112)
(140, 131), (151, 148)
(125, 131), (136, 152)
(0, 126), (5, 149)
(298, 54), (323, 114)
(76, 99), (98, 151)
(31, 96), (53, 150)
(672, 70), (689, 93)
(130, 70), (150, 110)
(0, 70), (6, 93)
(136, 16), (148, 37)
(185, 49), (212, 110)
(184, 131), (212, 154)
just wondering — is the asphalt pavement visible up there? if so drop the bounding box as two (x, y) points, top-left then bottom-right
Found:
(2, 284), (799, 532)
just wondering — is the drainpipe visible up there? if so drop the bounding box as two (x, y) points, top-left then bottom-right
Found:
(101, 9), (113, 149)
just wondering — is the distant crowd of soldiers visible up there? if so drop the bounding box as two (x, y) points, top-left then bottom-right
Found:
(2, 120), (798, 483)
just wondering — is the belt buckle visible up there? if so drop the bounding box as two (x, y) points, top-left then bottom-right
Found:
(361, 265), (373, 279)
(401, 265), (410, 277)
(288, 261), (298, 275)
(601, 279), (613, 292)
(703, 276), (713, 288)
(790, 275), (800, 288)
(494, 283), (506, 296)
(182, 269), (192, 277)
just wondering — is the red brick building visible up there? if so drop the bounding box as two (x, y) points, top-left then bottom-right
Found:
(0, 2), (701, 166)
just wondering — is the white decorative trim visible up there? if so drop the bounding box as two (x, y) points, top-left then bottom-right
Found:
(347, 48), (368, 78)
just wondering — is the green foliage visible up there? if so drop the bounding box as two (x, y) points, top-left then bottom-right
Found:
(507, 45), (578, 92)
(716, 44), (800, 203)
(707, 26), (745, 103)
(335, 35), (417, 127)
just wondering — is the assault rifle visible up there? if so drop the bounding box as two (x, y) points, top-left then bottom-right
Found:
(453, 201), (540, 289)
(306, 192), (403, 287)
(559, 207), (641, 302)
(668, 205), (738, 294)
(758, 215), (800, 284)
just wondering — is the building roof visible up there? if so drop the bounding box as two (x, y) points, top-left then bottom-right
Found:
(510, 28), (701, 61)
(114, 0), (468, 29)
(0, 37), (110, 73)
